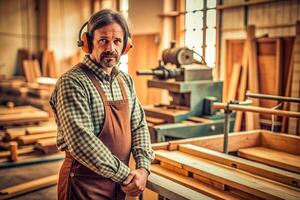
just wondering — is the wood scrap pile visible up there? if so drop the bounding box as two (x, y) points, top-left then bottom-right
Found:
(150, 130), (300, 200)
(224, 21), (300, 134)
(0, 106), (58, 163)
(0, 77), (57, 113)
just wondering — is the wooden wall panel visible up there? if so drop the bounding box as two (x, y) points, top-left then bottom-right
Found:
(128, 34), (161, 106)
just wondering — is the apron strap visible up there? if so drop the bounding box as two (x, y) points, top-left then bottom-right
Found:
(116, 76), (127, 100)
(79, 63), (128, 101)
(79, 64), (108, 102)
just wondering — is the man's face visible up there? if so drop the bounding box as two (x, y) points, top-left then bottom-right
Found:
(90, 22), (124, 69)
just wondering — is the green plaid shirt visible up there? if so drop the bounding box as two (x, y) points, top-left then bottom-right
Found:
(50, 55), (154, 183)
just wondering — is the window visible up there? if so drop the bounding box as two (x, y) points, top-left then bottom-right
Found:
(185, 0), (217, 68)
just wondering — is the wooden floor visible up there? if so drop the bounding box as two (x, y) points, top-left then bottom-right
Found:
(0, 160), (62, 200)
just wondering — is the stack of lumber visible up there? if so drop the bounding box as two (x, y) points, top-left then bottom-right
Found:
(230, 25), (260, 132)
(0, 77), (57, 114)
(0, 106), (49, 127)
(150, 130), (300, 199)
(0, 122), (58, 162)
(0, 106), (58, 162)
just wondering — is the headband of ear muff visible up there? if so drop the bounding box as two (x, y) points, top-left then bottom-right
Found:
(77, 21), (133, 54)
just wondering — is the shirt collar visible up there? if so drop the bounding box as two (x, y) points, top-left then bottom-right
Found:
(81, 55), (120, 82)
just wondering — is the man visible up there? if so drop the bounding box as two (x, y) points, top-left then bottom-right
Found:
(50, 9), (154, 200)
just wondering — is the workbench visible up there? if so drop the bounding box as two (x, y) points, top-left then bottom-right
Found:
(146, 130), (300, 200)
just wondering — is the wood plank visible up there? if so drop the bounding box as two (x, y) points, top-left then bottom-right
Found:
(160, 161), (189, 176)
(4, 128), (26, 141)
(288, 21), (300, 135)
(179, 144), (300, 188)
(168, 130), (261, 151)
(0, 175), (58, 200)
(26, 124), (57, 135)
(151, 165), (240, 200)
(18, 132), (57, 145)
(234, 32), (249, 132)
(147, 172), (213, 200)
(193, 174), (225, 191)
(261, 130), (300, 155)
(35, 138), (58, 154)
(238, 147), (300, 173)
(0, 111), (49, 126)
(146, 116), (166, 125)
(246, 26), (260, 130)
(152, 142), (169, 151)
(0, 106), (38, 115)
(155, 150), (300, 200)
(227, 63), (241, 101)
(0, 146), (35, 158)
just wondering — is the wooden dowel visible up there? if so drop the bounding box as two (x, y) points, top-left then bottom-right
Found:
(213, 103), (300, 118)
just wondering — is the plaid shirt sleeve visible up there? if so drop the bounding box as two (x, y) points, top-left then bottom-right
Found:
(127, 75), (155, 174)
(52, 75), (130, 183)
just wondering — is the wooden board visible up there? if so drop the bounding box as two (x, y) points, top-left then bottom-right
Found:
(4, 128), (26, 141)
(18, 132), (57, 145)
(0, 110), (49, 126)
(0, 106), (38, 115)
(26, 124), (57, 135)
(168, 130), (261, 151)
(227, 63), (241, 101)
(288, 21), (300, 135)
(155, 150), (300, 200)
(238, 147), (300, 173)
(151, 164), (240, 200)
(246, 26), (260, 130)
(179, 144), (300, 188)
(234, 35), (249, 132)
(147, 171), (213, 200)
(128, 34), (162, 106)
(261, 131), (300, 155)
(0, 175), (57, 200)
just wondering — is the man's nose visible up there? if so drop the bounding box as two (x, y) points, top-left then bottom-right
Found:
(106, 41), (115, 51)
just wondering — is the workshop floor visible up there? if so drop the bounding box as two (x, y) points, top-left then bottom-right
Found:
(0, 160), (63, 200)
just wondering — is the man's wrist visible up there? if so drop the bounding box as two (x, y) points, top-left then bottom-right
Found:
(138, 167), (150, 176)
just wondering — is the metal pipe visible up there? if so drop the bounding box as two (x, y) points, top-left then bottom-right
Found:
(223, 107), (231, 154)
(213, 103), (300, 118)
(246, 91), (300, 103)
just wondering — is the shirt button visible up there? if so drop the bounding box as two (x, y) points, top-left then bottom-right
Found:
(70, 172), (74, 177)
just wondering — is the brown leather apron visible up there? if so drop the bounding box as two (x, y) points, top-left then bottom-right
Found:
(57, 64), (132, 200)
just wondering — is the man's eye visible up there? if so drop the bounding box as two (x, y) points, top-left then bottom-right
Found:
(98, 39), (107, 44)
(114, 40), (122, 45)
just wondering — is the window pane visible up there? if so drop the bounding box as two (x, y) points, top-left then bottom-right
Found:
(185, 11), (203, 32)
(206, 28), (216, 47)
(206, 45), (215, 68)
(207, 10), (216, 28)
(207, 0), (216, 8)
(186, 0), (203, 11)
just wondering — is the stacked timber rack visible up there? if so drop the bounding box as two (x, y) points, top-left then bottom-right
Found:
(224, 21), (300, 134)
(0, 106), (61, 165)
(149, 130), (300, 200)
(0, 75), (57, 115)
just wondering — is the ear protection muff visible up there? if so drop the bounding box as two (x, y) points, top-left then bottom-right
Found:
(77, 21), (133, 55)
(77, 22), (91, 53)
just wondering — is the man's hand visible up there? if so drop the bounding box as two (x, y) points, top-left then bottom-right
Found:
(121, 168), (149, 197)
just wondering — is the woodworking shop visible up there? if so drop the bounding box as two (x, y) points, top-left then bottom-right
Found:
(0, 0), (300, 199)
